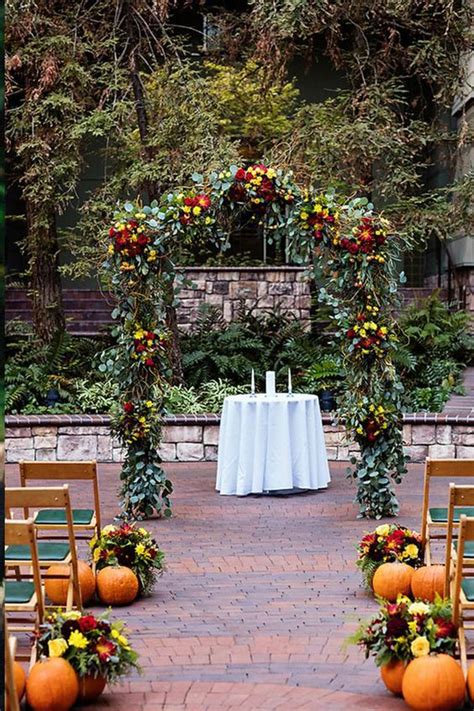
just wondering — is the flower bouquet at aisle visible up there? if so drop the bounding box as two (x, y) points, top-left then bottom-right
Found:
(33, 610), (140, 705)
(90, 522), (165, 596)
(356, 524), (424, 589)
(349, 595), (457, 697)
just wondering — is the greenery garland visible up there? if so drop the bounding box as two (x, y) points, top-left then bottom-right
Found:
(104, 163), (408, 519)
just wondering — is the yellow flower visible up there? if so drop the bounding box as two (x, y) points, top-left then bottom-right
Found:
(409, 601), (430, 616)
(135, 543), (147, 556)
(145, 401), (153, 408)
(205, 216), (213, 225)
(192, 206), (202, 216)
(68, 630), (88, 649)
(404, 544), (419, 559)
(314, 203), (322, 212)
(300, 211), (309, 220)
(62, 610), (81, 620)
(93, 548), (101, 562)
(267, 168), (276, 179)
(48, 638), (68, 657)
(139, 527), (148, 535)
(359, 329), (367, 337)
(411, 636), (430, 658)
(147, 250), (157, 262)
(107, 244), (114, 255)
(375, 524), (390, 536)
(89, 536), (97, 549)
(356, 426), (363, 435)
(379, 327), (388, 335)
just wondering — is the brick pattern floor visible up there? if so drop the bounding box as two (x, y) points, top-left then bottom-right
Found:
(5, 461), (456, 710)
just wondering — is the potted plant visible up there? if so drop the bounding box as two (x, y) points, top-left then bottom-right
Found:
(36, 610), (140, 702)
(349, 595), (457, 696)
(356, 524), (424, 589)
(90, 522), (165, 596)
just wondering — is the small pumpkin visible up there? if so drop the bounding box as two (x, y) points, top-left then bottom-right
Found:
(372, 562), (414, 601)
(77, 673), (107, 702)
(45, 559), (96, 606)
(96, 565), (139, 605)
(411, 565), (446, 602)
(402, 654), (465, 711)
(467, 662), (474, 701)
(6, 661), (27, 710)
(26, 657), (79, 711)
(380, 659), (405, 695)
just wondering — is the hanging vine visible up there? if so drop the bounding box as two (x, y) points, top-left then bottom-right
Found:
(103, 163), (407, 520)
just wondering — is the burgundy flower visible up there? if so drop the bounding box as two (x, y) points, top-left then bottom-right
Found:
(434, 618), (457, 639)
(93, 636), (116, 663)
(79, 615), (98, 633)
(386, 617), (408, 638)
(235, 168), (246, 181)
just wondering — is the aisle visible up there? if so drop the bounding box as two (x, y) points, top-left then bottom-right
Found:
(7, 461), (432, 710)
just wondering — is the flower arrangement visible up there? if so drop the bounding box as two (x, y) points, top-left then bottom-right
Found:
(220, 163), (296, 213)
(90, 522), (165, 595)
(351, 595), (457, 666)
(107, 211), (158, 273)
(298, 194), (338, 242)
(130, 326), (168, 369)
(346, 312), (390, 357)
(357, 524), (424, 587)
(117, 399), (157, 444)
(355, 404), (389, 443)
(163, 190), (213, 229)
(339, 216), (388, 259)
(36, 609), (139, 683)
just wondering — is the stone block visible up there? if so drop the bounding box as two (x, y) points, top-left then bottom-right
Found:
(112, 448), (125, 462)
(177, 443), (204, 461)
(428, 444), (456, 459)
(203, 426), (220, 445)
(457, 445), (474, 459)
(158, 443), (177, 461)
(6, 427), (32, 438)
(404, 445), (428, 462)
(204, 445), (218, 461)
(163, 426), (202, 443)
(36, 448), (57, 461)
(268, 283), (292, 295)
(34, 435), (58, 449)
(32, 426), (58, 436)
(412, 425), (436, 445)
(436, 425), (452, 444)
(6, 437), (34, 457)
(325, 447), (338, 460)
(254, 296), (274, 308)
(257, 282), (268, 297)
(97, 435), (113, 462)
(229, 281), (257, 298)
(402, 424), (412, 445)
(324, 429), (346, 445)
(57, 435), (98, 460)
(458, 434), (474, 446)
(223, 302), (232, 321)
(6, 447), (35, 463)
(205, 294), (224, 307)
(212, 281), (229, 295)
(60, 426), (110, 435)
(337, 446), (350, 460)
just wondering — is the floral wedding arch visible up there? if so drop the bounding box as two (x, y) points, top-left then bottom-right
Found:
(101, 163), (407, 520)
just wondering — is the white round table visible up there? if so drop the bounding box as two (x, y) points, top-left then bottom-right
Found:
(216, 393), (331, 496)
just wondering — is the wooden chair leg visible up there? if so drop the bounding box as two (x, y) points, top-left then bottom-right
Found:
(425, 534), (432, 566)
(459, 624), (468, 676)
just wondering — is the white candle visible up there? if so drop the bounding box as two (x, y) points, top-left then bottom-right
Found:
(251, 368), (255, 394)
(265, 371), (276, 396)
(288, 368), (292, 395)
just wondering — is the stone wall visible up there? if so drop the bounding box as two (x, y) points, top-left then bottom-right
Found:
(178, 267), (312, 330)
(5, 413), (474, 464)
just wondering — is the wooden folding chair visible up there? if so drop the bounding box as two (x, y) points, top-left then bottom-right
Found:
(5, 624), (21, 711)
(451, 515), (474, 673)
(19, 460), (101, 540)
(445, 485), (474, 596)
(5, 486), (83, 611)
(421, 458), (474, 564)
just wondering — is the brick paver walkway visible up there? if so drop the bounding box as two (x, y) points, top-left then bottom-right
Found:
(7, 461), (452, 710)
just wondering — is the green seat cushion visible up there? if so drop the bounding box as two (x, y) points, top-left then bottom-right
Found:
(5, 581), (35, 605)
(453, 540), (474, 558)
(5, 542), (70, 562)
(34, 508), (94, 526)
(430, 506), (474, 523)
(462, 578), (474, 601)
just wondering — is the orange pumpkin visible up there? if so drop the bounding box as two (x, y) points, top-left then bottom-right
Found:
(467, 662), (474, 701)
(96, 565), (139, 605)
(45, 559), (96, 606)
(26, 658), (79, 711)
(411, 565), (446, 602)
(402, 654), (465, 711)
(380, 659), (406, 695)
(77, 673), (107, 702)
(372, 562), (414, 601)
(6, 661), (27, 710)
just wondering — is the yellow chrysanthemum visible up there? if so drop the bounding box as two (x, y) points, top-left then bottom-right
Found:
(135, 543), (146, 556)
(93, 548), (101, 562)
(375, 524), (390, 536)
(404, 544), (419, 559)
(411, 636), (430, 658)
(48, 638), (68, 657)
(68, 631), (88, 649)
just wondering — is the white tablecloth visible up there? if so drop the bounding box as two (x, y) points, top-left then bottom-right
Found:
(216, 394), (331, 496)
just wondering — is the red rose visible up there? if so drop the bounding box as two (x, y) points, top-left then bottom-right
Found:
(184, 196), (196, 207)
(79, 615), (97, 633)
(123, 402), (134, 413)
(347, 242), (359, 255)
(108, 227), (116, 237)
(137, 234), (149, 246)
(347, 328), (356, 339)
(145, 358), (154, 367)
(235, 168), (246, 181)
(146, 332), (155, 340)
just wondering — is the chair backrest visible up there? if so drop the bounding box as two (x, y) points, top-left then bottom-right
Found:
(452, 515), (474, 625)
(5, 519), (45, 623)
(19, 460), (101, 532)
(444, 484), (474, 594)
(5, 486), (82, 608)
(421, 458), (474, 542)
(4, 623), (20, 711)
